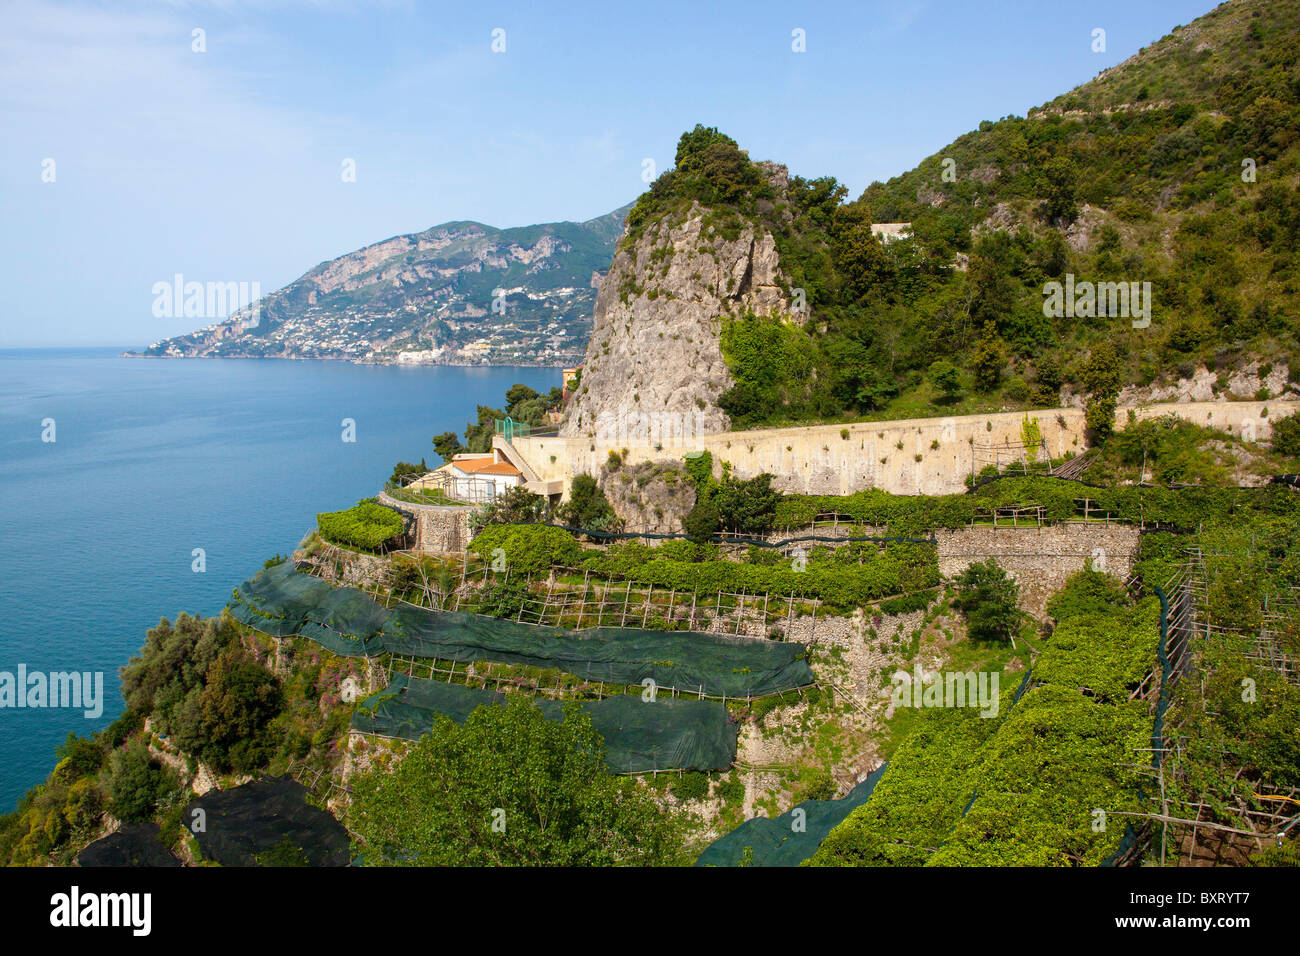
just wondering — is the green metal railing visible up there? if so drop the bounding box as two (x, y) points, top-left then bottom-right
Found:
(494, 417), (530, 442)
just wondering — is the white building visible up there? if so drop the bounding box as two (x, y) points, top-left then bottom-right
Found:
(435, 453), (523, 503)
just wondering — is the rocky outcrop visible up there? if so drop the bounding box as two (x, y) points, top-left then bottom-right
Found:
(561, 183), (793, 440)
(599, 459), (696, 535)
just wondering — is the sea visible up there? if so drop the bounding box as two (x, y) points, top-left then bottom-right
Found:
(0, 348), (555, 811)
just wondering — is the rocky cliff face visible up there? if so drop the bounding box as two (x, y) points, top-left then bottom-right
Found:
(561, 179), (792, 440)
(599, 459), (697, 535)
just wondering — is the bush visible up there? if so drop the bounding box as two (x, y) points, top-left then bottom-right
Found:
(953, 559), (1020, 642)
(672, 771), (710, 802)
(104, 741), (177, 823)
(714, 473), (781, 535)
(683, 501), (721, 544)
(558, 474), (620, 531)
(470, 524), (584, 573)
(1272, 413), (1300, 458)
(317, 500), (405, 551)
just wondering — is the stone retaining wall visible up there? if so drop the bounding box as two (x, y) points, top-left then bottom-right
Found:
(936, 523), (1142, 617)
(377, 492), (473, 553)
(515, 399), (1298, 498)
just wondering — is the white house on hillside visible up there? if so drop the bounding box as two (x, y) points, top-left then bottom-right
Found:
(438, 453), (523, 503)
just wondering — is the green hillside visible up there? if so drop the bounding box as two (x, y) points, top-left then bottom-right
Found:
(633, 0), (1300, 433)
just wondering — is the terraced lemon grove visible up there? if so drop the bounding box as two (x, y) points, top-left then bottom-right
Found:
(809, 573), (1161, 866)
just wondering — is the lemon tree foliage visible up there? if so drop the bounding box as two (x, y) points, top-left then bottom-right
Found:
(809, 569), (1159, 866)
(469, 524), (939, 612)
(316, 499), (405, 551)
(774, 475), (1300, 535)
(348, 697), (689, 866)
(807, 705), (1005, 866)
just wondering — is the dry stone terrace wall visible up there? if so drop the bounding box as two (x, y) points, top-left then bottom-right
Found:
(377, 492), (472, 553)
(936, 524), (1142, 617)
(513, 399), (1297, 498)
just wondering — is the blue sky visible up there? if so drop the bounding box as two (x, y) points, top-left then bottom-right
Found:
(0, 0), (1216, 347)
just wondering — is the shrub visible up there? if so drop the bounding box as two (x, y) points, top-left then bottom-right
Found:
(672, 771), (710, 802)
(953, 559), (1020, 642)
(684, 501), (721, 544)
(104, 741), (177, 823)
(558, 474), (620, 531)
(714, 473), (781, 535)
(1272, 413), (1300, 458)
(317, 500), (404, 551)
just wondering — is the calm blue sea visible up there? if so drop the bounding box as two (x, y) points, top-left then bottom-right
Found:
(0, 348), (555, 811)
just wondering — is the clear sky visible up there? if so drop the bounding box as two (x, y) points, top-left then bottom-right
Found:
(0, 0), (1217, 347)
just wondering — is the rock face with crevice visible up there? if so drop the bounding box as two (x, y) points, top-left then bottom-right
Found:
(561, 178), (792, 441)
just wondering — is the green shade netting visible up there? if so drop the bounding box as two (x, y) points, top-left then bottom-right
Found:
(694, 764), (888, 867)
(230, 563), (815, 698)
(352, 673), (738, 773)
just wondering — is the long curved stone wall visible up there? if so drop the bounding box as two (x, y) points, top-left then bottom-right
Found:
(508, 399), (1298, 498)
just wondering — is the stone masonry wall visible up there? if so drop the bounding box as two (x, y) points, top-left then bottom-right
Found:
(936, 523), (1142, 617)
(377, 492), (472, 554)
(515, 399), (1298, 499)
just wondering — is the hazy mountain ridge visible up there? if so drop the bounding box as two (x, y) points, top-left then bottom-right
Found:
(143, 204), (632, 366)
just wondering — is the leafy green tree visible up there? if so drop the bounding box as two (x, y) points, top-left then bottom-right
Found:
(1037, 230), (1070, 278)
(463, 405), (505, 454)
(1042, 155), (1079, 222)
(504, 383), (550, 427)
(504, 383), (540, 411)
(969, 240), (1018, 332)
(557, 474), (619, 531)
(972, 321), (1007, 392)
(713, 473), (781, 535)
(389, 459), (428, 486)
(832, 207), (893, 300)
(478, 486), (548, 526)
(684, 500), (721, 544)
(348, 697), (689, 865)
(432, 432), (464, 463)
(718, 381), (779, 426)
(174, 643), (283, 774)
(929, 360), (963, 402)
(953, 559), (1020, 643)
(1082, 342), (1123, 441)
(104, 741), (177, 823)
(1034, 354), (1064, 399)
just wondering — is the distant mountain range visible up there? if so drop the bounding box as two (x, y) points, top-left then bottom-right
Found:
(139, 204), (632, 366)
